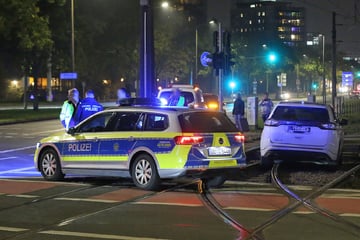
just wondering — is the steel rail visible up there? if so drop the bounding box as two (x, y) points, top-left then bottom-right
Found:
(247, 161), (360, 239)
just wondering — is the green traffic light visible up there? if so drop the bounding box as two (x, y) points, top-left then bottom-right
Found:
(268, 52), (277, 63)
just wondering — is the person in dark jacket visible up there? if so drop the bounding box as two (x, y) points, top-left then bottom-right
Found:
(74, 90), (103, 124)
(232, 93), (245, 131)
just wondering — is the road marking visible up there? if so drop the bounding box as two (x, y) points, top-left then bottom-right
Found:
(55, 197), (117, 203)
(39, 230), (170, 240)
(0, 167), (35, 174)
(0, 146), (34, 154)
(0, 226), (27, 232)
(0, 157), (17, 161)
(7, 194), (38, 198)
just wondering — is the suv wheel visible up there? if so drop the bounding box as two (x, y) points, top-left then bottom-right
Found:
(131, 154), (160, 190)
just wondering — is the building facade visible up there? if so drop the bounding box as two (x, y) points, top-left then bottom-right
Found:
(231, 1), (306, 47)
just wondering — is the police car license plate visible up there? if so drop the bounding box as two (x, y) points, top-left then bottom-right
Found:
(208, 146), (231, 156)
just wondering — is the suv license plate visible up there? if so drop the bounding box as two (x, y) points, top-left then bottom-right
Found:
(288, 126), (311, 133)
(208, 146), (231, 156)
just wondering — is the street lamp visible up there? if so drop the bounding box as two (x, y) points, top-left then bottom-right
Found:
(71, 0), (75, 74)
(209, 19), (224, 111)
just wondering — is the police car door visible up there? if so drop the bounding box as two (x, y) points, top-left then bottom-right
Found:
(96, 112), (142, 170)
(60, 112), (111, 170)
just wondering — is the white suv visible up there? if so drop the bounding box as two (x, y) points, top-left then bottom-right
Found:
(260, 101), (347, 168)
(157, 84), (206, 108)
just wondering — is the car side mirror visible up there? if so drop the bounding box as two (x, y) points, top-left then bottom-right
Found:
(67, 127), (76, 135)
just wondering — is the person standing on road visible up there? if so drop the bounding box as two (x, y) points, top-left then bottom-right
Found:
(74, 89), (103, 124)
(232, 93), (245, 131)
(59, 88), (80, 130)
(259, 92), (274, 122)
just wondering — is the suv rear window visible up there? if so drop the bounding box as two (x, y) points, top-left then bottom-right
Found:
(179, 111), (238, 133)
(272, 106), (329, 122)
(159, 91), (195, 106)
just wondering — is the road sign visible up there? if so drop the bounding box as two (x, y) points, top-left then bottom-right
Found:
(60, 72), (77, 80)
(342, 72), (353, 87)
(200, 52), (212, 67)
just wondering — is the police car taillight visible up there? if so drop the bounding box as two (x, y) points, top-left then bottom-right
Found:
(174, 136), (204, 145)
(234, 134), (245, 143)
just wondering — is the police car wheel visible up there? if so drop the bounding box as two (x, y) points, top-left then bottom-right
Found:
(131, 154), (160, 190)
(39, 148), (64, 180)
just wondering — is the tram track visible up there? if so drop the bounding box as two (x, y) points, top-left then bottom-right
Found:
(197, 161), (360, 240)
(0, 180), (198, 240)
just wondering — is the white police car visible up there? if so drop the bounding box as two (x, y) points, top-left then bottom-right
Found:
(260, 101), (347, 168)
(157, 84), (206, 108)
(34, 106), (246, 190)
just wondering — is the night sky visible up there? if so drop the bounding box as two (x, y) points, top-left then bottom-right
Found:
(208, 0), (360, 56)
(285, 0), (360, 56)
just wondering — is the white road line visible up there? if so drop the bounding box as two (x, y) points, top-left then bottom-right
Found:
(55, 197), (117, 203)
(0, 167), (35, 174)
(39, 230), (170, 240)
(0, 146), (34, 154)
(0, 226), (27, 232)
(0, 157), (17, 161)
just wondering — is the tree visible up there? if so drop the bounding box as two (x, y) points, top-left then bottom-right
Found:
(0, 0), (61, 102)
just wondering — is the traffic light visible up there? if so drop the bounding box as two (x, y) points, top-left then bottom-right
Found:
(212, 52), (224, 70)
(224, 54), (235, 76)
(267, 51), (277, 63)
(312, 82), (318, 89)
(223, 31), (234, 76)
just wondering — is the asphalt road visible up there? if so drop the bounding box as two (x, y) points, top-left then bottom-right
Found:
(0, 120), (360, 240)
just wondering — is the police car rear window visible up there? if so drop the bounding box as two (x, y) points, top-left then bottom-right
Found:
(179, 112), (237, 133)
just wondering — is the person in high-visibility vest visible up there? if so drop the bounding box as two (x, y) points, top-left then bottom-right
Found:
(168, 88), (185, 106)
(59, 88), (80, 130)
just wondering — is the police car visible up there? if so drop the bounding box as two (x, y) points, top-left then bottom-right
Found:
(34, 106), (246, 190)
(157, 84), (206, 108)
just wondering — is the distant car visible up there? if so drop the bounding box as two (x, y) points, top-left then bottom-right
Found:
(118, 97), (162, 107)
(34, 106), (246, 190)
(260, 101), (347, 168)
(280, 91), (291, 100)
(203, 93), (219, 110)
(157, 84), (206, 108)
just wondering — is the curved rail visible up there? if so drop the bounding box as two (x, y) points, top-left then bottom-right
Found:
(249, 161), (360, 237)
(197, 179), (264, 240)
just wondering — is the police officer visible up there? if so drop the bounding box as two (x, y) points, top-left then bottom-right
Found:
(232, 93), (245, 131)
(59, 88), (80, 130)
(74, 90), (103, 124)
(168, 88), (185, 106)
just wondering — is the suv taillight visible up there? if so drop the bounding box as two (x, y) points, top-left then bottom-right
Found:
(320, 123), (337, 130)
(264, 119), (280, 126)
(174, 136), (204, 145)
